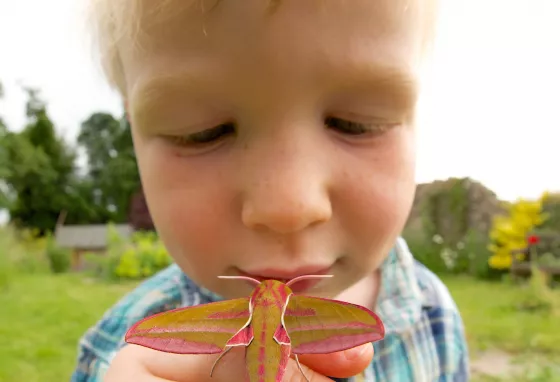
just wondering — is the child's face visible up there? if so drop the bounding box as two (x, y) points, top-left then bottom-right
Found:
(123, 0), (424, 299)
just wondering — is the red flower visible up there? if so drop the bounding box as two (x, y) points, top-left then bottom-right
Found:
(528, 235), (540, 245)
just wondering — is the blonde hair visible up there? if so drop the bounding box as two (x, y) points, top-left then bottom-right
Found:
(87, 0), (439, 98)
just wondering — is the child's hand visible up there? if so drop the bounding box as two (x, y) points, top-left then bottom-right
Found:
(105, 343), (374, 381)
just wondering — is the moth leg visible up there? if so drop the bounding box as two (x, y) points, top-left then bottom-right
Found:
(210, 347), (233, 377)
(294, 354), (310, 382)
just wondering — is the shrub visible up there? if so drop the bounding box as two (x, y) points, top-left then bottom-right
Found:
(85, 223), (126, 280)
(0, 225), (53, 289)
(516, 264), (560, 316)
(541, 192), (560, 231)
(0, 225), (49, 276)
(403, 227), (503, 280)
(403, 230), (449, 274)
(114, 231), (172, 280)
(488, 193), (549, 270)
(0, 231), (16, 291)
(87, 225), (172, 281)
(460, 229), (503, 280)
(85, 250), (121, 281)
(45, 235), (71, 274)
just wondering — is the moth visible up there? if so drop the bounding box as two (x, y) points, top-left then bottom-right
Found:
(125, 275), (385, 382)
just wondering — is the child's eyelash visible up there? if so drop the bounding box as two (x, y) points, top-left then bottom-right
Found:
(324, 117), (396, 135)
(167, 123), (236, 146)
(166, 116), (395, 148)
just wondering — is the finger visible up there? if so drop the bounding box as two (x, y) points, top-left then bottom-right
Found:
(116, 344), (349, 382)
(296, 343), (374, 378)
(280, 355), (346, 382)
(105, 345), (174, 382)
(135, 344), (249, 382)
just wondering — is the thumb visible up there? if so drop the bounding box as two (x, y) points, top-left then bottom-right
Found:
(294, 343), (374, 379)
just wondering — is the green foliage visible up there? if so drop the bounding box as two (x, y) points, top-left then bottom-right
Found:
(415, 178), (482, 274)
(420, 178), (470, 246)
(0, 82), (11, 209)
(402, 229), (448, 274)
(461, 229), (502, 279)
(0, 87), (141, 232)
(541, 192), (560, 231)
(538, 252), (560, 267)
(408, 179), (560, 282)
(85, 223), (125, 280)
(0, 232), (16, 291)
(404, 228), (496, 279)
(534, 230), (560, 255)
(87, 225), (172, 280)
(77, 112), (140, 224)
(45, 235), (71, 274)
(14, 230), (50, 274)
(114, 231), (171, 280)
(516, 264), (560, 315)
(2, 88), (80, 234)
(0, 226), (50, 291)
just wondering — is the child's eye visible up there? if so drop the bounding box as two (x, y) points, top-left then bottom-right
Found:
(325, 116), (394, 136)
(167, 122), (236, 147)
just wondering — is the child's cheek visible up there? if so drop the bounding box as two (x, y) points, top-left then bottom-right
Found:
(339, 131), (416, 264)
(134, 141), (237, 277)
(155, 183), (233, 251)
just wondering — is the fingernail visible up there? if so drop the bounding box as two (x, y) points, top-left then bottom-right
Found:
(345, 344), (368, 360)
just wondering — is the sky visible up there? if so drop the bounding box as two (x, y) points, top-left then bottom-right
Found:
(0, 0), (559, 203)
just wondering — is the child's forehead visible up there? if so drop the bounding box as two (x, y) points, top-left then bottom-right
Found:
(122, 0), (430, 66)
(121, 0), (433, 43)
(124, 2), (426, 113)
(92, 0), (438, 97)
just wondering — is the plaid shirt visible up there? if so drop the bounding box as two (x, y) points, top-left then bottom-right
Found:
(71, 238), (469, 381)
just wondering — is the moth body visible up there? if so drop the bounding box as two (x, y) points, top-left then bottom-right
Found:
(245, 280), (292, 381)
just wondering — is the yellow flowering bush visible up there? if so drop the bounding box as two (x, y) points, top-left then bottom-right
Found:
(114, 231), (171, 279)
(87, 224), (172, 280)
(488, 192), (549, 270)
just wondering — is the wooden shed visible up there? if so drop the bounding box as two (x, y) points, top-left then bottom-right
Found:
(55, 224), (133, 270)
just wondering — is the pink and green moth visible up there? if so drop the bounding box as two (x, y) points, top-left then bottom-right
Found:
(125, 275), (385, 382)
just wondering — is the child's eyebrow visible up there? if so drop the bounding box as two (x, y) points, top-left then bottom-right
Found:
(340, 64), (417, 96)
(314, 61), (419, 110)
(129, 66), (212, 118)
(130, 62), (418, 120)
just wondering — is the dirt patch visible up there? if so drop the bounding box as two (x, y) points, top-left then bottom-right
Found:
(470, 349), (524, 378)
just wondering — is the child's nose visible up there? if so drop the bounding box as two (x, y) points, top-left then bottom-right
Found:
(241, 176), (332, 234)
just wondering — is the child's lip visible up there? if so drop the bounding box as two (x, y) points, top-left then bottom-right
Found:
(237, 265), (332, 284)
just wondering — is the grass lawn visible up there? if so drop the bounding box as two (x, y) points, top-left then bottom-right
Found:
(441, 275), (560, 381)
(440, 275), (560, 354)
(2, 272), (559, 381)
(0, 274), (137, 382)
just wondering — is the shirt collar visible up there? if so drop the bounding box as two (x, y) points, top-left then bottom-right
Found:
(374, 237), (423, 334)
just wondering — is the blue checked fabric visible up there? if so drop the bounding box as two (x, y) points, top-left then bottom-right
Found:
(70, 238), (469, 381)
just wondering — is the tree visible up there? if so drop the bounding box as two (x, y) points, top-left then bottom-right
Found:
(0, 82), (11, 209)
(23, 87), (75, 184)
(77, 111), (141, 223)
(3, 88), (79, 234)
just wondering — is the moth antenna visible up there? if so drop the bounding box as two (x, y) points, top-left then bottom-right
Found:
(294, 354), (310, 382)
(218, 275), (261, 286)
(286, 274), (333, 287)
(210, 347), (233, 377)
